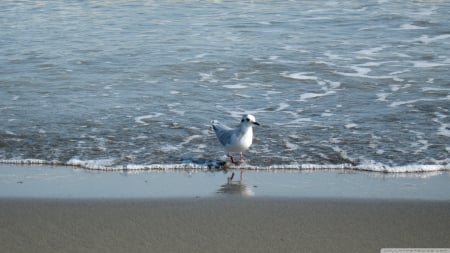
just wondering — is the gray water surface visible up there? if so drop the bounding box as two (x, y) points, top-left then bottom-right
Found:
(1, 0), (449, 172)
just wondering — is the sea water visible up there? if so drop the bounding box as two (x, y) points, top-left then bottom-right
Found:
(1, 0), (449, 172)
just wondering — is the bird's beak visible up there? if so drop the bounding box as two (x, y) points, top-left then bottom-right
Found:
(253, 122), (260, 126)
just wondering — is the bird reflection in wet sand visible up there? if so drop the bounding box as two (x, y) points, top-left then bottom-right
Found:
(227, 170), (243, 184)
(217, 170), (254, 197)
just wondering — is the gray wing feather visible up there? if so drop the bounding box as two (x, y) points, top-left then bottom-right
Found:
(212, 122), (235, 146)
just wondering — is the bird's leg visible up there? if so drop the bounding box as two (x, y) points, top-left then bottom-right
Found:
(227, 152), (235, 163)
(239, 152), (244, 162)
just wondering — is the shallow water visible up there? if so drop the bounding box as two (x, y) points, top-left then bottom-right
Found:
(1, 165), (450, 200)
(1, 0), (449, 172)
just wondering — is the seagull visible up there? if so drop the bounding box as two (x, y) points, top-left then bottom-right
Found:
(212, 114), (260, 164)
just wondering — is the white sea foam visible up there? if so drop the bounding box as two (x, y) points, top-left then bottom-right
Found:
(433, 113), (450, 137)
(321, 111), (334, 117)
(194, 53), (207, 58)
(376, 93), (390, 101)
(161, 145), (179, 152)
(344, 123), (358, 129)
(358, 61), (384, 67)
(1, 159), (449, 174)
(356, 161), (450, 173)
(170, 109), (185, 116)
(389, 69), (410, 76)
(414, 34), (450, 44)
(356, 46), (385, 56)
(284, 139), (299, 151)
(281, 72), (318, 81)
(134, 113), (163, 125)
(0, 159), (63, 165)
(336, 66), (369, 75)
(415, 6), (437, 16)
(275, 102), (290, 111)
(325, 80), (341, 89)
(389, 97), (449, 107)
(389, 100), (415, 107)
(412, 61), (447, 68)
(223, 84), (248, 89)
(278, 117), (313, 127)
(396, 24), (428, 30)
(199, 72), (218, 83)
(180, 135), (203, 146)
(390, 84), (401, 92)
(334, 66), (395, 80)
(5, 130), (16, 135)
(299, 91), (335, 101)
(66, 158), (117, 170)
(324, 52), (348, 60)
(376, 149), (385, 155)
(421, 87), (449, 93)
(263, 90), (282, 97)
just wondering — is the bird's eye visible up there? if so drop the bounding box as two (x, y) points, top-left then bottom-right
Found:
(246, 118), (250, 122)
(241, 119), (244, 122)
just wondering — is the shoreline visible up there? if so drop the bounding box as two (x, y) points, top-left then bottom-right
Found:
(1, 159), (450, 173)
(1, 165), (450, 200)
(1, 198), (449, 253)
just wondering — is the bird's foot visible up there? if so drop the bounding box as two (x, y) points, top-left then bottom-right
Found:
(227, 153), (246, 165)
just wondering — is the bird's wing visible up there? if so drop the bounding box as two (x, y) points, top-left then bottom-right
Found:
(212, 122), (235, 146)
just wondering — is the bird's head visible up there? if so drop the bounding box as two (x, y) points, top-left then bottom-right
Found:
(241, 114), (260, 126)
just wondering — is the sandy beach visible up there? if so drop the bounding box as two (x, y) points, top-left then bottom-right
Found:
(1, 165), (449, 252)
(1, 198), (449, 253)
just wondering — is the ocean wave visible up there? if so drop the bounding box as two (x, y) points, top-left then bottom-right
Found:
(1, 159), (448, 174)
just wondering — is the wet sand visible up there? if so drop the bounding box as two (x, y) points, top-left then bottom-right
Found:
(2, 165), (450, 200)
(1, 198), (449, 253)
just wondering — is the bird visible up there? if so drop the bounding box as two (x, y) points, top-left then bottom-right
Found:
(212, 114), (260, 164)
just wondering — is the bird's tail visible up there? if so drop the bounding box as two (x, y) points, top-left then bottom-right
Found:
(211, 120), (218, 131)
(211, 120), (229, 133)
